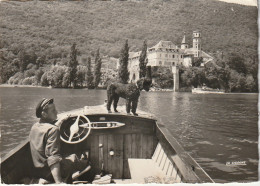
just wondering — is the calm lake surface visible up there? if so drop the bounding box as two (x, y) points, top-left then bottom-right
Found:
(0, 87), (258, 182)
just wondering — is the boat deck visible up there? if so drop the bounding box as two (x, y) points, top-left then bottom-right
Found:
(1, 105), (214, 184)
(58, 104), (155, 120)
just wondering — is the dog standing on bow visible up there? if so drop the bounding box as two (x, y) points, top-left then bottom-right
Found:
(106, 78), (152, 116)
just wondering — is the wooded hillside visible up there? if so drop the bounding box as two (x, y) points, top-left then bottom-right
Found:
(0, 0), (258, 91)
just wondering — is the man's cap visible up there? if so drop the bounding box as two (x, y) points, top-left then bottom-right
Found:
(36, 98), (54, 118)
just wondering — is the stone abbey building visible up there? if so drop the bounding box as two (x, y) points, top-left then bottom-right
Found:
(126, 31), (213, 91)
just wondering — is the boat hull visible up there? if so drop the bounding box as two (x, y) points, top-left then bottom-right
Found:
(192, 88), (225, 94)
(1, 105), (213, 184)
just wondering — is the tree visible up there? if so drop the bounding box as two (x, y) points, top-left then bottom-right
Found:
(86, 57), (94, 89)
(192, 57), (203, 67)
(62, 70), (70, 88)
(216, 61), (230, 91)
(118, 40), (129, 84)
(139, 40), (147, 78)
(146, 66), (152, 79)
(18, 50), (37, 72)
(36, 56), (45, 69)
(51, 66), (66, 88)
(227, 53), (247, 74)
(76, 66), (86, 88)
(94, 49), (102, 88)
(68, 43), (78, 88)
(245, 75), (255, 92)
(18, 50), (27, 72)
(204, 64), (221, 89)
(35, 68), (44, 85)
(40, 72), (49, 87)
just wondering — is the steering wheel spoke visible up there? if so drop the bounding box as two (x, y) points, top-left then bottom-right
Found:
(60, 114), (92, 144)
(79, 123), (90, 128)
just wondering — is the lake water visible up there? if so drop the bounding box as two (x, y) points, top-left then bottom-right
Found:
(0, 87), (258, 183)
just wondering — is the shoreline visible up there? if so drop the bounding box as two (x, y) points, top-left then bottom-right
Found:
(0, 84), (258, 94)
(0, 84), (49, 88)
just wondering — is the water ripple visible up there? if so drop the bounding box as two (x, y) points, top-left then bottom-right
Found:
(0, 88), (258, 182)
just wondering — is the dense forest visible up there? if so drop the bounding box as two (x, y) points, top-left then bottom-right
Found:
(0, 0), (258, 92)
(151, 53), (258, 92)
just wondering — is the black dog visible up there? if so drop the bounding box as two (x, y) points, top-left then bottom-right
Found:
(106, 78), (152, 116)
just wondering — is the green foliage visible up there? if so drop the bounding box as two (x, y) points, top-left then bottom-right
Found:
(18, 50), (37, 72)
(39, 65), (84, 88)
(76, 66), (86, 88)
(24, 68), (36, 78)
(86, 57), (94, 89)
(62, 70), (70, 88)
(1, 0), (257, 59)
(180, 67), (206, 88)
(8, 72), (24, 85)
(118, 40), (129, 83)
(0, 0), (257, 92)
(192, 57), (203, 67)
(36, 56), (45, 69)
(40, 72), (49, 86)
(180, 54), (258, 92)
(94, 49), (102, 88)
(35, 68), (44, 84)
(139, 40), (147, 78)
(22, 77), (36, 85)
(68, 43), (79, 88)
(0, 57), (20, 83)
(51, 66), (67, 88)
(204, 64), (223, 89)
(146, 66), (152, 79)
(152, 67), (173, 88)
(227, 53), (247, 74)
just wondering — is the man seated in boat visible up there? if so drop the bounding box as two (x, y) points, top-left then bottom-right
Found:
(29, 98), (89, 184)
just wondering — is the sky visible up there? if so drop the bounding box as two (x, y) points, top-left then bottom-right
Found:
(216, 0), (257, 6)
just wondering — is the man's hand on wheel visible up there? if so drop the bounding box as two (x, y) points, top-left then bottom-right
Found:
(55, 114), (71, 127)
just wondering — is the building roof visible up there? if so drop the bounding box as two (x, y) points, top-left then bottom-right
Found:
(182, 48), (213, 63)
(200, 50), (213, 59)
(183, 48), (195, 55)
(128, 39), (213, 64)
(149, 40), (178, 50)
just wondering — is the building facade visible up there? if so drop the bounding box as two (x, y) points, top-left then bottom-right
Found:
(125, 31), (213, 90)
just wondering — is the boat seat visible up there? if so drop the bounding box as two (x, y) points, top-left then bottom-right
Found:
(127, 143), (181, 183)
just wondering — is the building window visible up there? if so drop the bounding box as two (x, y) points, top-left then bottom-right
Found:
(172, 55), (175, 58)
(173, 62), (175, 66)
(181, 55), (183, 58)
(159, 61), (162, 65)
(165, 54), (167, 57)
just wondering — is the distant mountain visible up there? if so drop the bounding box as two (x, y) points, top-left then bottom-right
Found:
(0, 0), (257, 60)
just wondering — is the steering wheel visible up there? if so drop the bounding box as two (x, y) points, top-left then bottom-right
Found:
(60, 114), (92, 144)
